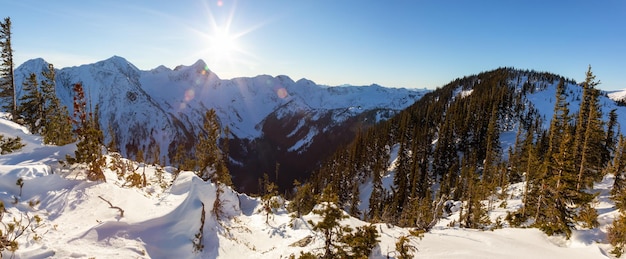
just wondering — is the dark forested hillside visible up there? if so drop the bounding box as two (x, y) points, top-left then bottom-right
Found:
(299, 67), (624, 238)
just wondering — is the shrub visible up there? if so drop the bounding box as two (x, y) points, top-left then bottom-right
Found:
(0, 135), (24, 154)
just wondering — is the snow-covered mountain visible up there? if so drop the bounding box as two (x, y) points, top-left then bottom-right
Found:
(0, 113), (611, 258)
(4, 67), (625, 258)
(13, 56), (428, 192)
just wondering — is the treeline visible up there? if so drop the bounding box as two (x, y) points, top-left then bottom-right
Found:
(292, 67), (623, 239)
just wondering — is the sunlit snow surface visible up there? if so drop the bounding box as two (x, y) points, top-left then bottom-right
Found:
(1, 100), (614, 259)
(5, 72), (626, 258)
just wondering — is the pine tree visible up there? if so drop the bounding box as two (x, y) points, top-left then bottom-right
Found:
(196, 109), (231, 186)
(194, 109), (233, 220)
(0, 134), (24, 154)
(390, 141), (410, 221)
(526, 79), (578, 238)
(0, 17), (16, 120)
(337, 224), (379, 258)
(18, 73), (44, 132)
(394, 235), (417, 259)
(609, 213), (626, 257)
(576, 87), (605, 190)
(260, 173), (279, 224)
(540, 127), (577, 237)
(288, 180), (316, 218)
(610, 138), (626, 257)
(605, 109), (619, 166)
(66, 82), (105, 181)
(483, 105), (502, 211)
(612, 135), (626, 211)
(308, 186), (348, 259)
(41, 64), (73, 145)
(458, 153), (491, 229)
(368, 161), (384, 222)
(136, 148), (147, 187)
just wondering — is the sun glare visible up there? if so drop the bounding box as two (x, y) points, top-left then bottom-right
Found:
(209, 27), (238, 62)
(190, 1), (263, 72)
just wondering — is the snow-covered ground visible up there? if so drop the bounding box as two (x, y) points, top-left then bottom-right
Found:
(0, 113), (615, 258)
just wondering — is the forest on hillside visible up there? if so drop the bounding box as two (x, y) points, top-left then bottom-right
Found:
(286, 67), (626, 256)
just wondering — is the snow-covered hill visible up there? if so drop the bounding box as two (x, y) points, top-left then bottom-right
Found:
(13, 57), (428, 192)
(0, 113), (612, 258)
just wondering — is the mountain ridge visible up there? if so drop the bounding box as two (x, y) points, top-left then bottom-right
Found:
(13, 56), (428, 192)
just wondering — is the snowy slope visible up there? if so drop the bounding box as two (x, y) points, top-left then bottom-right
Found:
(13, 57), (427, 192)
(0, 114), (613, 258)
(14, 57), (426, 156)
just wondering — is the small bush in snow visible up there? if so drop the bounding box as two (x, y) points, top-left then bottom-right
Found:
(0, 200), (45, 258)
(337, 224), (380, 258)
(394, 235), (416, 259)
(609, 213), (626, 257)
(288, 251), (317, 259)
(576, 203), (599, 229)
(0, 134), (24, 154)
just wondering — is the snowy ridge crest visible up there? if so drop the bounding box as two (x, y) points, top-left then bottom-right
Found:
(14, 56), (426, 164)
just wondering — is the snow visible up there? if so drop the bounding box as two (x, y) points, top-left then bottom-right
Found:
(13, 57), (427, 163)
(3, 73), (625, 258)
(608, 90), (626, 102)
(287, 128), (318, 153)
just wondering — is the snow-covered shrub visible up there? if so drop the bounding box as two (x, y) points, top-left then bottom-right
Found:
(0, 134), (24, 154)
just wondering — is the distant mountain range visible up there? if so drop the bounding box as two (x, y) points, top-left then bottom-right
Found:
(13, 56), (428, 192)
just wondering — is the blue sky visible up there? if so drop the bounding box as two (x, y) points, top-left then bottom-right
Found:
(2, 0), (625, 90)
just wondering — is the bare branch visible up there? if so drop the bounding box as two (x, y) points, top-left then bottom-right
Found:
(98, 196), (124, 218)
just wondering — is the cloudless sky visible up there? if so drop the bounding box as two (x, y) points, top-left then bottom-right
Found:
(1, 0), (625, 90)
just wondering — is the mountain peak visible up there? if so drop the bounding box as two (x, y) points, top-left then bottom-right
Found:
(93, 55), (140, 72)
(100, 55), (131, 66)
(191, 59), (208, 69)
(105, 55), (129, 63)
(17, 58), (49, 70)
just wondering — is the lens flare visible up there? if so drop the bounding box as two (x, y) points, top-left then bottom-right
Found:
(276, 88), (288, 99)
(185, 89), (195, 102)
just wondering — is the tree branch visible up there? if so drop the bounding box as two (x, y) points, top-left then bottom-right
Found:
(98, 196), (124, 218)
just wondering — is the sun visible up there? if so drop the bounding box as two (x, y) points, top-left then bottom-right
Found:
(190, 1), (265, 70)
(183, 0), (268, 77)
(208, 27), (239, 62)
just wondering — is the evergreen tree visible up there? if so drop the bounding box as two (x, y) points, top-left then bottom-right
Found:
(67, 82), (105, 182)
(196, 109), (231, 186)
(308, 186), (348, 259)
(609, 213), (626, 257)
(368, 161), (384, 222)
(41, 64), (73, 145)
(394, 235), (417, 259)
(195, 109), (233, 220)
(458, 154), (491, 229)
(337, 224), (379, 258)
(173, 142), (194, 173)
(0, 134), (24, 154)
(519, 128), (539, 218)
(610, 139), (626, 257)
(0, 17), (16, 120)
(390, 141), (410, 220)
(525, 79), (577, 238)
(612, 135), (626, 211)
(483, 104), (502, 210)
(576, 87), (605, 190)
(605, 109), (619, 166)
(288, 180), (316, 218)
(260, 173), (280, 224)
(18, 73), (44, 132)
(539, 127), (577, 237)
